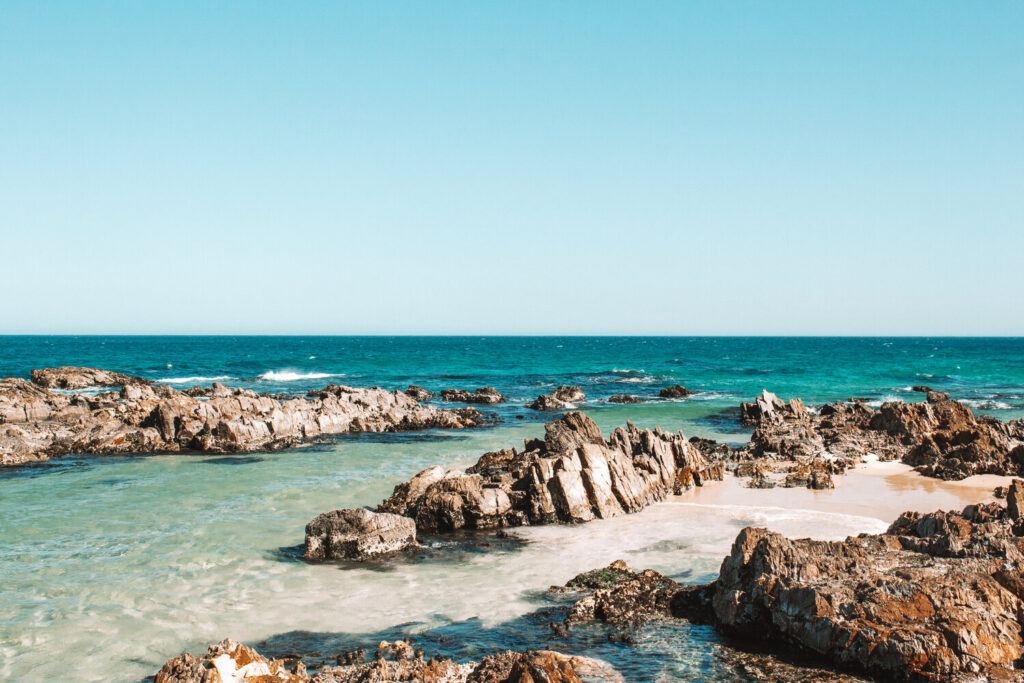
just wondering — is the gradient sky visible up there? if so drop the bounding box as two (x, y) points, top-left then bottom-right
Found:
(2, 2), (1022, 335)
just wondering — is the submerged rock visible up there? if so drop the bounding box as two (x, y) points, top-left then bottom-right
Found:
(303, 508), (417, 561)
(153, 638), (618, 683)
(0, 369), (485, 466)
(376, 412), (723, 536)
(440, 387), (507, 405)
(658, 385), (693, 399)
(528, 386), (585, 411)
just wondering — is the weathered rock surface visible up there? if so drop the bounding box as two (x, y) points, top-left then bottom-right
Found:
(30, 366), (151, 389)
(376, 412), (723, 536)
(440, 387), (506, 405)
(153, 638), (619, 683)
(561, 560), (681, 628)
(673, 483), (1024, 682)
(404, 385), (434, 401)
(0, 369), (485, 466)
(607, 394), (643, 404)
(658, 385), (693, 399)
(304, 508), (417, 560)
(528, 386), (585, 411)
(734, 389), (1024, 481)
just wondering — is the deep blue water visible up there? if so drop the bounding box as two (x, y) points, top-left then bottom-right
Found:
(3, 336), (1024, 419)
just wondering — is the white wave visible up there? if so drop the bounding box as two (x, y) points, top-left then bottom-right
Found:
(258, 370), (344, 382)
(614, 377), (652, 384)
(157, 376), (233, 384)
(961, 399), (1013, 410)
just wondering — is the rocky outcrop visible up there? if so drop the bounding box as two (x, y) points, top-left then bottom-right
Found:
(673, 484), (1024, 682)
(404, 385), (434, 401)
(440, 387), (506, 405)
(735, 389), (1024, 481)
(528, 386), (585, 411)
(153, 638), (619, 683)
(658, 385), (693, 399)
(560, 560), (681, 628)
(374, 412), (723, 536)
(607, 394), (642, 404)
(0, 369), (485, 466)
(30, 366), (151, 389)
(303, 508), (417, 561)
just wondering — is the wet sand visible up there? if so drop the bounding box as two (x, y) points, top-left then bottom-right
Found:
(677, 457), (1011, 528)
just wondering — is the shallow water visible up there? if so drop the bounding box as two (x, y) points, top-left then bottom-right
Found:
(2, 337), (1023, 680)
(0, 408), (1005, 682)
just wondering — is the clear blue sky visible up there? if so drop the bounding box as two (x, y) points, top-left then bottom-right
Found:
(2, 2), (1022, 335)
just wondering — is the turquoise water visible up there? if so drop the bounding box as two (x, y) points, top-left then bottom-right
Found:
(2, 336), (1023, 681)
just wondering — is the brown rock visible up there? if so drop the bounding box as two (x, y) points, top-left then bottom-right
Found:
(440, 387), (506, 404)
(658, 385), (693, 399)
(673, 498), (1024, 681)
(528, 386), (585, 411)
(303, 508), (417, 561)
(404, 385), (434, 401)
(607, 394), (642, 404)
(30, 366), (151, 390)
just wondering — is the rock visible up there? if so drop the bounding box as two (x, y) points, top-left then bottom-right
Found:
(607, 394), (642, 404)
(658, 385), (693, 399)
(1, 370), (486, 467)
(404, 385), (434, 401)
(30, 366), (151, 389)
(528, 386), (585, 411)
(911, 385), (933, 393)
(926, 390), (951, 403)
(153, 638), (619, 683)
(376, 412), (722, 536)
(562, 560), (681, 627)
(440, 387), (506, 404)
(673, 496), (1024, 682)
(736, 390), (1024, 481)
(1007, 479), (1024, 520)
(739, 389), (788, 424)
(304, 508), (417, 561)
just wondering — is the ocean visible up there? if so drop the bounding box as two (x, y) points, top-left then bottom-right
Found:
(2, 336), (1023, 681)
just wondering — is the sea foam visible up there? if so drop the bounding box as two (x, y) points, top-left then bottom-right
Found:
(258, 370), (344, 382)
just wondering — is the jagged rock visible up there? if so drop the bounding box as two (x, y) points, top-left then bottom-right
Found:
(404, 385), (434, 401)
(658, 385), (693, 399)
(1, 370), (485, 466)
(927, 390), (951, 403)
(153, 638), (619, 683)
(607, 395), (642, 404)
(377, 412), (721, 536)
(674, 496), (1024, 682)
(440, 387), (506, 405)
(30, 366), (151, 389)
(912, 385), (933, 393)
(528, 386), (585, 411)
(737, 390), (1024, 481)
(562, 561), (681, 627)
(304, 508), (417, 561)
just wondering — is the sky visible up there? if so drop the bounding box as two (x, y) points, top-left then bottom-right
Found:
(1, 2), (1022, 335)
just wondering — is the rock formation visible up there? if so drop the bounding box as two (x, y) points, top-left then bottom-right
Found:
(0, 368), (485, 466)
(733, 389), (1024, 481)
(303, 508), (417, 561)
(672, 481), (1024, 682)
(607, 395), (642, 404)
(30, 366), (152, 389)
(367, 412), (723, 538)
(153, 638), (620, 683)
(440, 387), (506, 405)
(528, 386), (585, 411)
(658, 385), (693, 399)
(404, 385), (434, 401)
